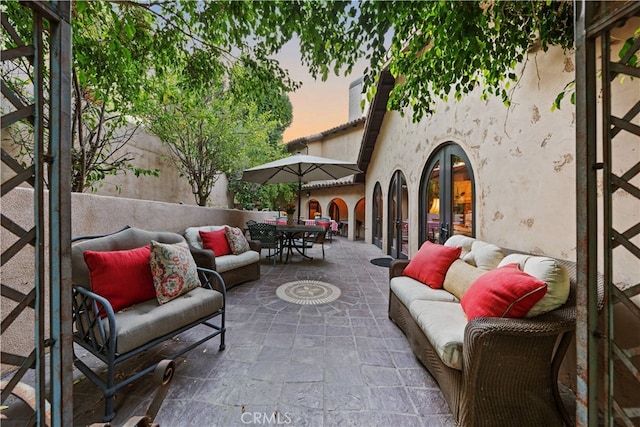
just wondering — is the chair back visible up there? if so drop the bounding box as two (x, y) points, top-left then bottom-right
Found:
(247, 223), (279, 248)
(315, 219), (330, 229)
(71, 227), (184, 291)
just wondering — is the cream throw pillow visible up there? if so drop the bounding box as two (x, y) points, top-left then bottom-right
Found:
(444, 235), (504, 270)
(498, 254), (570, 317)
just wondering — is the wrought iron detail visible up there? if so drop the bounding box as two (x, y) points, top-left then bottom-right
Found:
(1, 2), (72, 426)
(576, 2), (640, 426)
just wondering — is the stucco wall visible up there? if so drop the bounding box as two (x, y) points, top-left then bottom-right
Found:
(1, 123), (232, 208)
(295, 122), (367, 239)
(318, 124), (364, 162)
(0, 187), (276, 369)
(301, 184), (365, 240)
(366, 44), (576, 257)
(86, 124), (233, 208)
(303, 122), (364, 163)
(364, 29), (638, 287)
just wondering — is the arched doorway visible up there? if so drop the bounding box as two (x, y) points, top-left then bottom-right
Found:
(388, 170), (408, 259)
(307, 199), (321, 219)
(372, 182), (383, 249)
(354, 198), (366, 240)
(328, 199), (342, 222)
(420, 143), (475, 245)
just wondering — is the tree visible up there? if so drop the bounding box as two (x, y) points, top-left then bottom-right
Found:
(145, 77), (281, 206)
(3, 0), (583, 196)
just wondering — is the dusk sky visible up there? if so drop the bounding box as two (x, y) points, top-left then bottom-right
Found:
(276, 38), (368, 143)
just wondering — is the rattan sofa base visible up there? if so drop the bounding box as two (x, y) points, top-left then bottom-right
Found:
(388, 259), (579, 427)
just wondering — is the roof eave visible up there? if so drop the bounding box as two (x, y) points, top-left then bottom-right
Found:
(357, 69), (396, 173)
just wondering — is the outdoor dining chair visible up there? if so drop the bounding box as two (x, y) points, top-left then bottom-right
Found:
(315, 217), (333, 242)
(247, 223), (281, 265)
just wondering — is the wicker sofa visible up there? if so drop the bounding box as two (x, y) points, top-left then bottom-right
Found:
(71, 227), (226, 421)
(183, 225), (261, 289)
(388, 236), (580, 427)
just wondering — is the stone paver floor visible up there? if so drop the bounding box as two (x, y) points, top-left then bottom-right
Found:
(6, 237), (455, 426)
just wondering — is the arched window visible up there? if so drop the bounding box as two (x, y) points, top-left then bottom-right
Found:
(420, 143), (475, 245)
(388, 170), (408, 259)
(372, 182), (383, 249)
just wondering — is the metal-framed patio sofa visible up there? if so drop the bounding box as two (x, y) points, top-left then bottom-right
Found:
(71, 227), (226, 422)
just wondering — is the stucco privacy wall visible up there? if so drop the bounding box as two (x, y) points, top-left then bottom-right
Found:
(0, 187), (275, 369)
(79, 124), (234, 208)
(364, 33), (638, 287)
(1, 123), (231, 208)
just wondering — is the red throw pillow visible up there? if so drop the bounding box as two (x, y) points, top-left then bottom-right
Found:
(403, 241), (462, 289)
(461, 263), (548, 320)
(83, 245), (156, 314)
(199, 229), (232, 256)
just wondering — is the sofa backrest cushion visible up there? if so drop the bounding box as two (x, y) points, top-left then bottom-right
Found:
(498, 253), (571, 317)
(444, 235), (504, 270)
(403, 241), (461, 289)
(443, 259), (487, 300)
(150, 240), (201, 304)
(83, 245), (157, 313)
(199, 229), (232, 256)
(72, 227), (185, 290)
(183, 225), (226, 250)
(461, 263), (548, 320)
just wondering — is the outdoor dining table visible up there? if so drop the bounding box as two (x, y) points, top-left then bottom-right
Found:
(275, 224), (325, 263)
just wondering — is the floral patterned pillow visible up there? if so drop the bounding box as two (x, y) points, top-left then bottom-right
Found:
(224, 226), (251, 255)
(149, 240), (201, 304)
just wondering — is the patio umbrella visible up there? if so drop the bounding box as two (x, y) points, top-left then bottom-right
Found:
(242, 152), (362, 220)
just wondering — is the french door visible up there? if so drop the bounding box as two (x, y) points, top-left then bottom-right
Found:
(372, 183), (383, 249)
(388, 171), (408, 259)
(421, 144), (475, 245)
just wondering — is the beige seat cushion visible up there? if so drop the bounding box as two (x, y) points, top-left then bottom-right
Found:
(391, 276), (459, 308)
(214, 251), (260, 273)
(106, 287), (223, 354)
(443, 259), (487, 300)
(498, 254), (570, 317)
(409, 299), (467, 371)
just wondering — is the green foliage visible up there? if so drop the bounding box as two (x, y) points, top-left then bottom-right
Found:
(145, 75), (281, 206)
(2, 0), (299, 193)
(552, 26), (639, 111)
(3, 0), (586, 198)
(358, 1), (574, 120)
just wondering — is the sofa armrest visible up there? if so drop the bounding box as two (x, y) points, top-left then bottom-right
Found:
(72, 285), (117, 359)
(247, 239), (261, 252)
(460, 309), (576, 425)
(389, 259), (410, 280)
(464, 308), (575, 368)
(188, 245), (216, 270)
(197, 266), (227, 297)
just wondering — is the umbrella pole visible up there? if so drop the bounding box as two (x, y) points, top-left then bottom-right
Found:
(297, 178), (302, 224)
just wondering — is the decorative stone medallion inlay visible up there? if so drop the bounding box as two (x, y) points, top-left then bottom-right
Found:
(276, 280), (341, 305)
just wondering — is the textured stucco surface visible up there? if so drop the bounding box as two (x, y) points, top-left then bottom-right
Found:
(363, 38), (638, 288)
(1, 123), (231, 208)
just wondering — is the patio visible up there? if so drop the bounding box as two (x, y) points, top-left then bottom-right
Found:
(67, 236), (455, 426)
